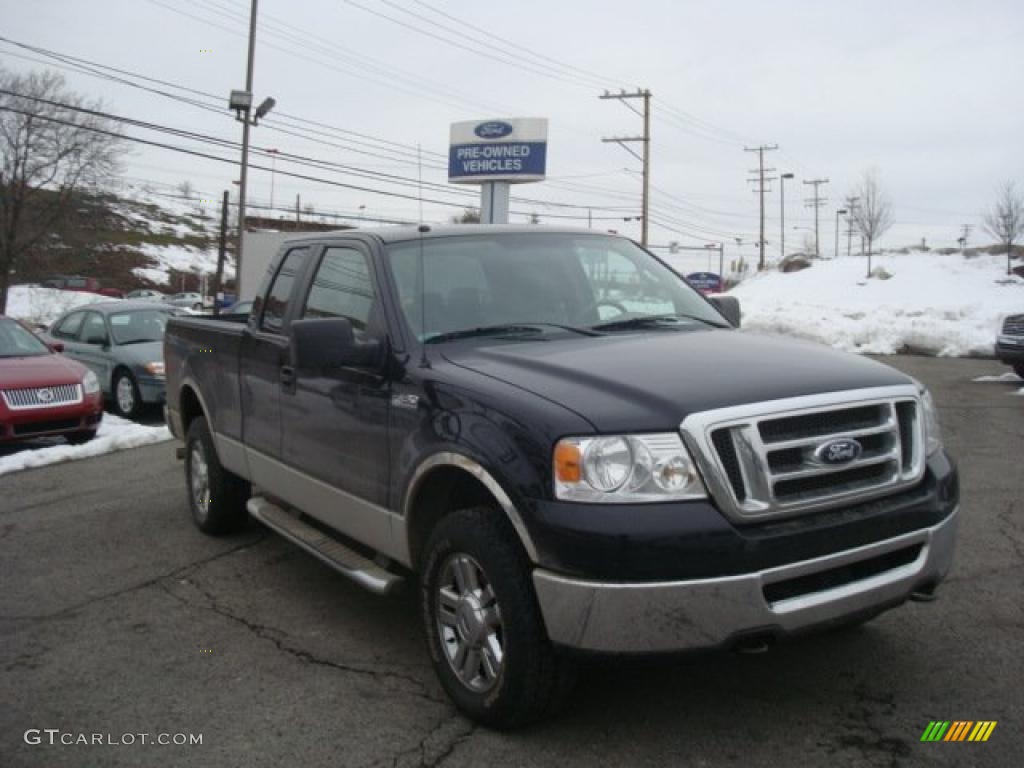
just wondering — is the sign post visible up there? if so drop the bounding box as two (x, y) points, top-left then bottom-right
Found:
(449, 118), (548, 224)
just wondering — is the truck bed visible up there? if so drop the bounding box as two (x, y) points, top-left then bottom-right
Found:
(164, 314), (249, 443)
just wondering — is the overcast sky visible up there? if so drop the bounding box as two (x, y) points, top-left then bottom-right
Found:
(2, 0), (1022, 258)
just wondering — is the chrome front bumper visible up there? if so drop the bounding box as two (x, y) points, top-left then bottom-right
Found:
(533, 506), (959, 653)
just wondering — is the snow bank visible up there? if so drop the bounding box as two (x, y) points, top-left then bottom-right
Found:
(5, 285), (114, 326)
(0, 414), (171, 477)
(132, 243), (234, 286)
(731, 251), (1023, 356)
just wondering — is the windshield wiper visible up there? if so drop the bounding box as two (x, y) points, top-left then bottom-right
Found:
(592, 313), (730, 331)
(425, 322), (600, 344)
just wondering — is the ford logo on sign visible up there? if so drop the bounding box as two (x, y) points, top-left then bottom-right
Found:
(474, 121), (513, 139)
(814, 438), (863, 466)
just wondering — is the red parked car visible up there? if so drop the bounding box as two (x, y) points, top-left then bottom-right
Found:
(0, 315), (104, 444)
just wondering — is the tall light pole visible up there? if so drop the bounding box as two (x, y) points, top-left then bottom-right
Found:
(834, 209), (848, 259)
(229, 0), (275, 282)
(780, 173), (794, 260)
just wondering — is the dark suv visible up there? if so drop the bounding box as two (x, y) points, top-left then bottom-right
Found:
(996, 313), (1024, 377)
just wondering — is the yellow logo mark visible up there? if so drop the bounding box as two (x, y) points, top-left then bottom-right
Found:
(921, 721), (997, 742)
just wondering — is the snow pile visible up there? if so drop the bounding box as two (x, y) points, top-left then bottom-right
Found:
(972, 371), (1024, 396)
(4, 285), (115, 326)
(0, 413), (172, 477)
(131, 242), (232, 286)
(731, 251), (1023, 356)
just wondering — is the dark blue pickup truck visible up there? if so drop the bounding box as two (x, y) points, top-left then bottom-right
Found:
(164, 225), (959, 728)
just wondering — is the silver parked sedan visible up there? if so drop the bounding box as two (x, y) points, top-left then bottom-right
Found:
(42, 301), (183, 418)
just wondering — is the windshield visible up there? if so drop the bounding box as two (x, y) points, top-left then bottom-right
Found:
(386, 233), (726, 341)
(108, 309), (173, 344)
(0, 317), (50, 357)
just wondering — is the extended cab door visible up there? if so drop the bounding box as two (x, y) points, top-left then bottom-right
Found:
(279, 242), (392, 547)
(240, 245), (311, 459)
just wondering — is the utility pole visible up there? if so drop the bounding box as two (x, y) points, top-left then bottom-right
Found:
(212, 191), (229, 316)
(834, 209), (848, 260)
(235, 0), (259, 282)
(803, 178), (830, 257)
(959, 223), (972, 250)
(295, 194), (301, 228)
(600, 89), (651, 246)
(845, 195), (860, 257)
(779, 173), (794, 260)
(745, 144), (778, 270)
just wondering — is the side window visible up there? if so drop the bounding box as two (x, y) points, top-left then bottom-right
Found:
(260, 247), (309, 333)
(302, 247), (376, 331)
(54, 312), (85, 340)
(80, 312), (108, 344)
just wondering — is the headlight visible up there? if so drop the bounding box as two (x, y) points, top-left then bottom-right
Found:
(143, 361), (165, 377)
(554, 433), (707, 503)
(81, 370), (100, 395)
(921, 388), (943, 456)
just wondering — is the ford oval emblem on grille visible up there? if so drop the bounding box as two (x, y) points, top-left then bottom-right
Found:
(37, 388), (55, 403)
(814, 437), (862, 465)
(474, 121), (513, 139)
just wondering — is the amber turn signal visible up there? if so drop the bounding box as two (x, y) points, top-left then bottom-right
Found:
(554, 441), (582, 483)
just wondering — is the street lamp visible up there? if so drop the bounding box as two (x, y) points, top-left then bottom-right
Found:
(779, 173), (794, 260)
(704, 242), (724, 278)
(834, 209), (848, 259)
(229, 0), (276, 281)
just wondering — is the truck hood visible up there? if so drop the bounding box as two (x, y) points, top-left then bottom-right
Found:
(441, 329), (913, 432)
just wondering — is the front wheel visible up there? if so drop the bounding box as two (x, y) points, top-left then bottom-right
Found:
(65, 430), (97, 445)
(185, 417), (250, 535)
(112, 370), (142, 419)
(420, 507), (576, 729)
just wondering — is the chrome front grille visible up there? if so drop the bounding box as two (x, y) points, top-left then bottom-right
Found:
(1002, 314), (1024, 336)
(681, 386), (926, 523)
(1, 383), (83, 410)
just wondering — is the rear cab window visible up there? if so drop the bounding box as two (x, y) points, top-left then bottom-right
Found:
(259, 247), (310, 333)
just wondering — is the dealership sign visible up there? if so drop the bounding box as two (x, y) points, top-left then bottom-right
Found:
(449, 118), (548, 184)
(686, 272), (723, 294)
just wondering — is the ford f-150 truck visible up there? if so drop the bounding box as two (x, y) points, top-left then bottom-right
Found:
(164, 225), (959, 728)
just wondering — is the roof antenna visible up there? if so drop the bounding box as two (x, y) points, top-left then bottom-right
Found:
(418, 223), (431, 367)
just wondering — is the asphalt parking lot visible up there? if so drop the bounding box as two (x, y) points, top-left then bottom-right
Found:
(2, 355), (1022, 768)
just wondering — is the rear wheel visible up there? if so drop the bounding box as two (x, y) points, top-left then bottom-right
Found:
(185, 417), (250, 535)
(420, 506), (576, 729)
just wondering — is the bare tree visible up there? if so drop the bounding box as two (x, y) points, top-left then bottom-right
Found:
(0, 67), (122, 312)
(849, 170), (894, 278)
(982, 181), (1024, 275)
(450, 208), (480, 224)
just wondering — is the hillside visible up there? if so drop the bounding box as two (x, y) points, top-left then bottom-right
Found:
(731, 250), (1024, 356)
(8, 184), (234, 295)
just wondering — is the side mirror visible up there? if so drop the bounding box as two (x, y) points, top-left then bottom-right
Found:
(49, 341), (65, 353)
(289, 317), (380, 371)
(709, 295), (741, 328)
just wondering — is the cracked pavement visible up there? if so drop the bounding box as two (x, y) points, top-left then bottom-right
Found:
(2, 356), (1022, 767)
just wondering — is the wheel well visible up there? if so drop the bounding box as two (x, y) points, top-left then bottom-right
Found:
(180, 385), (204, 432)
(407, 466), (500, 568)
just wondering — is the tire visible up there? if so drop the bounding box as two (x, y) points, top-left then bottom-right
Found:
(192, 303), (203, 312)
(112, 369), (142, 419)
(1014, 363), (1024, 379)
(184, 417), (250, 535)
(420, 506), (576, 729)
(65, 430), (97, 445)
